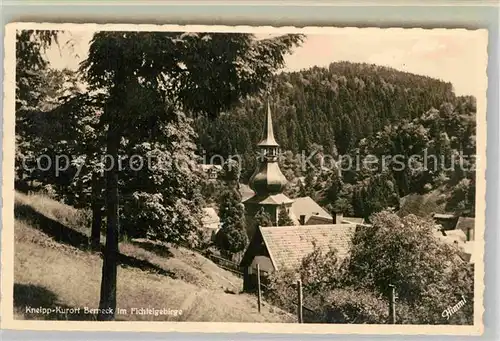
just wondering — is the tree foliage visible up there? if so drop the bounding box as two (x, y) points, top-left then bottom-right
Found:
(120, 110), (205, 245)
(79, 31), (304, 319)
(266, 210), (474, 324)
(215, 188), (248, 258)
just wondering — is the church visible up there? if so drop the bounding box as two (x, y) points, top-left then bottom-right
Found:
(239, 101), (360, 292)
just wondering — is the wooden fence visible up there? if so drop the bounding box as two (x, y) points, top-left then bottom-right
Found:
(179, 242), (244, 278)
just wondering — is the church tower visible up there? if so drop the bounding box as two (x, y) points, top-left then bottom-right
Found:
(243, 101), (294, 237)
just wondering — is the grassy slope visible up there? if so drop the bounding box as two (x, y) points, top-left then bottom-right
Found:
(14, 192), (294, 322)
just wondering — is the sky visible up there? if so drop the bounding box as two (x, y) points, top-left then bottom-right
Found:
(44, 28), (488, 98)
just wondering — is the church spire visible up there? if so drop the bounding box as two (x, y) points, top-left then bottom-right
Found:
(248, 99), (288, 196)
(257, 101), (279, 147)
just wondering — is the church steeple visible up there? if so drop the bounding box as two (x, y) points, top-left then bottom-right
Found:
(248, 101), (288, 196)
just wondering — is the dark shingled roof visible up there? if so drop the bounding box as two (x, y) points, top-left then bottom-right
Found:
(259, 224), (356, 271)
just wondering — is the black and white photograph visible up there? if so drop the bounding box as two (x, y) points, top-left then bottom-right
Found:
(1, 23), (487, 334)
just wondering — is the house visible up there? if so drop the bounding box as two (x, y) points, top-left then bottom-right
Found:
(239, 183), (255, 202)
(240, 224), (357, 292)
(455, 217), (475, 241)
(201, 207), (221, 241)
(290, 196), (331, 225)
(433, 229), (475, 263)
(290, 196), (364, 226)
(200, 164), (222, 180)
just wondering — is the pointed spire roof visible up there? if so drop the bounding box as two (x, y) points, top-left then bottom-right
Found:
(257, 101), (279, 147)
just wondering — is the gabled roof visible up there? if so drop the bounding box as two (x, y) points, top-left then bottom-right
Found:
(433, 213), (457, 219)
(200, 164), (223, 171)
(257, 224), (356, 271)
(455, 217), (475, 232)
(290, 196), (332, 223)
(202, 207), (220, 225)
(239, 184), (255, 202)
(305, 215), (333, 225)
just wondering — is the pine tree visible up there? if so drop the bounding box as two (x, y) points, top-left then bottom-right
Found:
(215, 187), (248, 259)
(82, 31), (303, 319)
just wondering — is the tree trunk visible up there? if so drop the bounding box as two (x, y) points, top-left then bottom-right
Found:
(97, 126), (120, 321)
(91, 172), (102, 250)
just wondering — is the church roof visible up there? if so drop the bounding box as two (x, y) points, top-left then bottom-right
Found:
(290, 196), (332, 223)
(252, 224), (356, 271)
(257, 101), (279, 147)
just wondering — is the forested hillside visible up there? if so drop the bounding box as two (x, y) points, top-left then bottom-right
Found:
(196, 62), (457, 176)
(196, 62), (476, 220)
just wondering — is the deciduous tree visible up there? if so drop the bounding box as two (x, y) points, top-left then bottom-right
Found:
(81, 31), (303, 319)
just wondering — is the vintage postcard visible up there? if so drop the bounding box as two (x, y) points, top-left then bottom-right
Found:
(1, 23), (487, 335)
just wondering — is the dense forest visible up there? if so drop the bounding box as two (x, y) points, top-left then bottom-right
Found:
(196, 62), (457, 173)
(196, 62), (477, 220)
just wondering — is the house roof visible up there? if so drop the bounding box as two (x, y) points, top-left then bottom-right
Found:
(433, 213), (457, 219)
(305, 215), (333, 225)
(306, 214), (365, 225)
(200, 164), (223, 172)
(442, 229), (467, 243)
(258, 224), (356, 271)
(290, 196), (332, 223)
(257, 101), (279, 147)
(461, 242), (474, 263)
(239, 183), (255, 202)
(455, 217), (475, 232)
(243, 193), (294, 205)
(342, 217), (365, 225)
(433, 229), (474, 263)
(202, 207), (220, 225)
